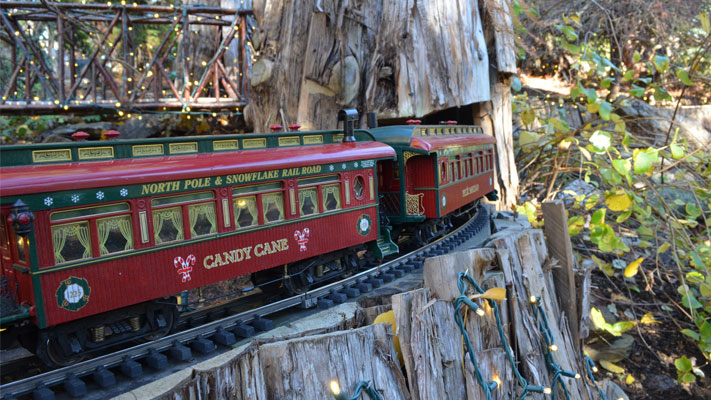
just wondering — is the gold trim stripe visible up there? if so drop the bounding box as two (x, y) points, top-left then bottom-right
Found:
(78, 147), (114, 160)
(32, 149), (72, 163)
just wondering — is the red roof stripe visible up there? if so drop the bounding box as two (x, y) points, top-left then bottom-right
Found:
(0, 142), (395, 196)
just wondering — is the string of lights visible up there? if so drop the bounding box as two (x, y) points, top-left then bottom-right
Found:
(329, 380), (383, 400)
(584, 355), (609, 400)
(453, 271), (549, 400)
(529, 296), (582, 399)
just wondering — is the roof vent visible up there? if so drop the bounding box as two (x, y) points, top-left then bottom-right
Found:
(338, 109), (358, 143)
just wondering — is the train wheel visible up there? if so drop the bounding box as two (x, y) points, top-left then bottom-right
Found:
(144, 302), (178, 341)
(36, 331), (85, 368)
(283, 263), (316, 295)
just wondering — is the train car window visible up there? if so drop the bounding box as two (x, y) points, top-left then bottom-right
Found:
(152, 207), (184, 244)
(51, 222), (91, 263)
(299, 187), (319, 216)
(50, 203), (130, 222)
(188, 203), (217, 237)
(234, 196), (258, 228)
(323, 184), (342, 211)
(353, 177), (364, 200)
(448, 162), (454, 182)
(151, 191), (214, 207)
(97, 215), (134, 255)
(16, 236), (28, 262)
(233, 182), (282, 195)
(262, 193), (285, 223)
(298, 175), (338, 186)
(440, 161), (447, 183)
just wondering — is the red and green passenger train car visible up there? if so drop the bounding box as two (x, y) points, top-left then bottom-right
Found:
(0, 117), (496, 364)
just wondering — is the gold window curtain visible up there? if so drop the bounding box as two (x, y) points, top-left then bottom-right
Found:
(235, 196), (258, 227)
(51, 222), (91, 264)
(299, 187), (319, 215)
(188, 202), (217, 237)
(322, 184), (341, 210)
(262, 193), (284, 221)
(97, 215), (134, 255)
(153, 207), (184, 244)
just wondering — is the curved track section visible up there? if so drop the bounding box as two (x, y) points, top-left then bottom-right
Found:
(0, 207), (490, 400)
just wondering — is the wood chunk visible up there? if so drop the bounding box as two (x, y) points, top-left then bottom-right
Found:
(464, 347), (515, 400)
(542, 200), (580, 345)
(423, 248), (496, 301)
(493, 230), (593, 400)
(258, 324), (409, 400)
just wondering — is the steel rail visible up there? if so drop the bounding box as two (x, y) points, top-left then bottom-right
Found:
(0, 207), (489, 400)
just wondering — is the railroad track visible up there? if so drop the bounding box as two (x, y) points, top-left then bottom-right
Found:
(0, 207), (490, 400)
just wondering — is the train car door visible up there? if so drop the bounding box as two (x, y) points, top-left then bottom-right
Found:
(0, 214), (14, 281)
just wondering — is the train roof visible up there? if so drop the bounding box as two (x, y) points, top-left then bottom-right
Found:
(0, 141), (395, 197)
(362, 125), (495, 154)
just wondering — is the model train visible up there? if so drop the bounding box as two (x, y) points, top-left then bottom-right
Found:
(0, 110), (496, 366)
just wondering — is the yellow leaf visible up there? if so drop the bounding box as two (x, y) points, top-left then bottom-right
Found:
(624, 257), (644, 278)
(470, 287), (507, 301)
(606, 191), (632, 212)
(640, 312), (660, 324)
(625, 374), (635, 384)
(374, 310), (403, 365)
(599, 359), (625, 374)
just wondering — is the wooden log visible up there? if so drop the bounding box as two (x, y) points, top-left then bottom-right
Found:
(492, 230), (593, 400)
(542, 200), (580, 345)
(423, 248), (497, 302)
(488, 77), (519, 209)
(247, 0), (495, 131)
(483, 0), (516, 74)
(258, 323), (409, 399)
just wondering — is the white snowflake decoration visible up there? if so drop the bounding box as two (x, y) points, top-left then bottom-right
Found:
(354, 162), (359, 168)
(44, 197), (53, 206)
(96, 191), (105, 200)
(329, 165), (334, 171)
(71, 194), (80, 203)
(341, 163), (346, 169)
(120, 188), (128, 197)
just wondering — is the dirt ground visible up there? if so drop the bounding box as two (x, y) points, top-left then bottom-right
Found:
(589, 271), (711, 399)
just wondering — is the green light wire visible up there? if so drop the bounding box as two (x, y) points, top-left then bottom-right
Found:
(454, 271), (546, 400)
(530, 297), (580, 399)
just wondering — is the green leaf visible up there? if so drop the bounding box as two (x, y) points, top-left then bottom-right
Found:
(616, 210), (632, 223)
(700, 321), (711, 338)
(587, 102), (600, 113)
(633, 51), (641, 63)
(654, 87), (672, 101)
(601, 77), (614, 89)
(682, 329), (701, 341)
(682, 372), (697, 384)
(676, 68), (693, 86)
(690, 251), (707, 270)
(568, 215), (585, 236)
(657, 243), (670, 254)
(600, 359), (625, 373)
(612, 159), (631, 176)
(591, 208), (606, 226)
(670, 143), (684, 159)
(630, 85), (645, 98)
(622, 70), (635, 82)
(685, 203), (702, 218)
(633, 148), (659, 174)
(653, 55), (670, 74)
(557, 25), (579, 41)
(511, 76), (523, 92)
(606, 191), (632, 212)
(700, 12), (710, 34)
(676, 356), (693, 373)
(599, 101), (613, 121)
(609, 321), (636, 336)
(519, 130), (543, 147)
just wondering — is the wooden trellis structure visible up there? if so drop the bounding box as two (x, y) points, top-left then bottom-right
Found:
(0, 2), (252, 115)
